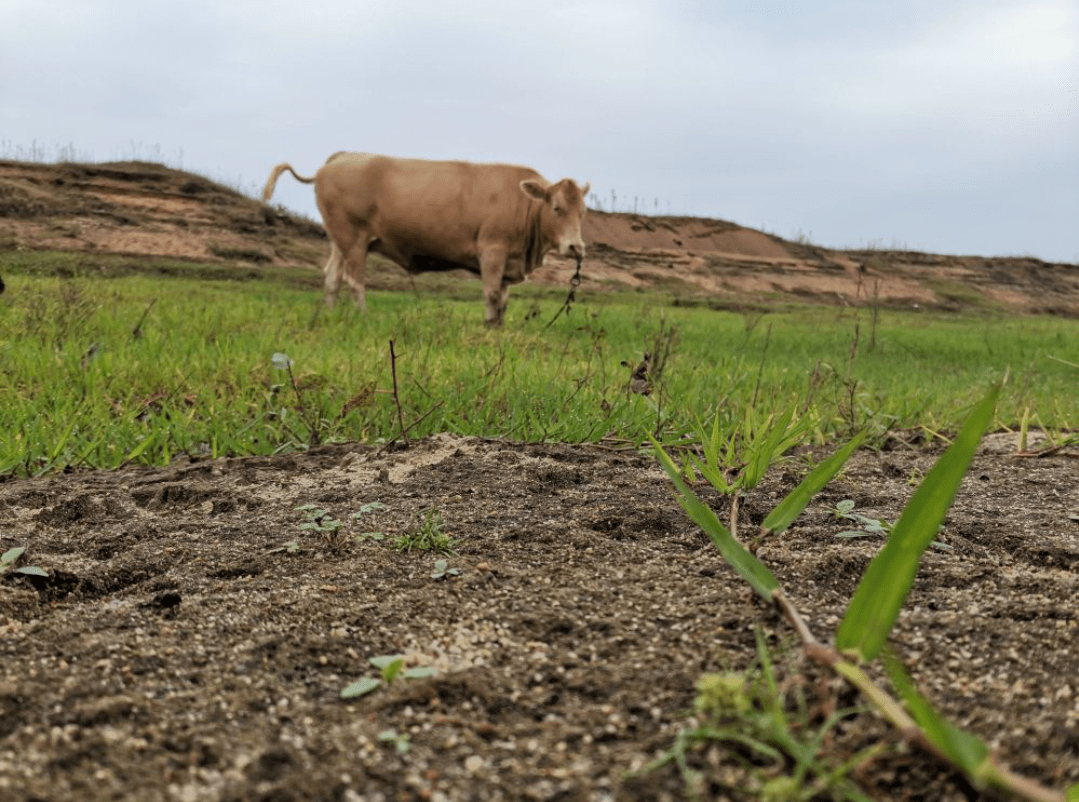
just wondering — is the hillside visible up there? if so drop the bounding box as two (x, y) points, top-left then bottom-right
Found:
(2, 159), (1076, 315)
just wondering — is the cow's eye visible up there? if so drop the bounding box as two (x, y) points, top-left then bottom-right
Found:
(553, 204), (563, 214)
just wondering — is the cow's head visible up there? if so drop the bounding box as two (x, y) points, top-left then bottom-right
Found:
(520, 178), (591, 261)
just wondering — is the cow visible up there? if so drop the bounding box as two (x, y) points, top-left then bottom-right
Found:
(262, 152), (589, 326)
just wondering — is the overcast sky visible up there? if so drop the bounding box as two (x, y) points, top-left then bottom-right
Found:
(3, 1), (1077, 262)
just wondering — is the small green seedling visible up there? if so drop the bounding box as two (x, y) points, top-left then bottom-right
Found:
(392, 508), (458, 554)
(378, 729), (411, 755)
(354, 501), (387, 517)
(1, 547), (47, 577)
(353, 501), (387, 543)
(431, 559), (461, 580)
(831, 500), (951, 550)
(831, 499), (892, 538)
(295, 504), (342, 533)
(341, 654), (437, 699)
(295, 504), (350, 552)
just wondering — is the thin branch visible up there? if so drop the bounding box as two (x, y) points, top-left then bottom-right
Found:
(389, 339), (408, 447)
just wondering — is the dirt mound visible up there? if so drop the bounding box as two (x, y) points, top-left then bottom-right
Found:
(0, 159), (326, 266)
(584, 212), (789, 259)
(2, 159), (1077, 315)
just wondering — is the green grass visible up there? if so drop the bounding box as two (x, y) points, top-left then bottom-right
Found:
(1, 253), (1077, 475)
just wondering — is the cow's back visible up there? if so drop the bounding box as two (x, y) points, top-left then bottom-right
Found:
(316, 154), (540, 246)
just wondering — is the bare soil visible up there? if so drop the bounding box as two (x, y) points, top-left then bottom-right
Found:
(2, 159), (1077, 316)
(1, 433), (1078, 801)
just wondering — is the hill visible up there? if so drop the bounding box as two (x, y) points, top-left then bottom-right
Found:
(2, 159), (1076, 315)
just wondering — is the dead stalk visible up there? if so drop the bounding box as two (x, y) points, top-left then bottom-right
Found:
(729, 492), (741, 542)
(375, 401), (445, 457)
(389, 339), (408, 447)
(131, 298), (157, 339)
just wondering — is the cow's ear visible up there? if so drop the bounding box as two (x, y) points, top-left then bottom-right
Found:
(520, 180), (549, 201)
(579, 182), (591, 196)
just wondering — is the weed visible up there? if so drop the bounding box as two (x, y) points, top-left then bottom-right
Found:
(682, 404), (813, 541)
(392, 508), (458, 554)
(272, 352), (333, 448)
(642, 632), (878, 801)
(1, 546), (47, 577)
(341, 654), (437, 699)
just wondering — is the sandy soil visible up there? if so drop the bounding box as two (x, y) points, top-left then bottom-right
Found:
(1, 434), (1077, 801)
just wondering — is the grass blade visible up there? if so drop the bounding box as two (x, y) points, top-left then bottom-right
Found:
(762, 431), (866, 536)
(743, 407), (796, 490)
(836, 383), (1000, 661)
(651, 437), (780, 601)
(122, 431), (157, 465)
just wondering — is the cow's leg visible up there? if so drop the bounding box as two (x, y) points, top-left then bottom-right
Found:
(498, 285), (511, 323)
(323, 243), (344, 307)
(479, 248), (508, 326)
(341, 238), (369, 311)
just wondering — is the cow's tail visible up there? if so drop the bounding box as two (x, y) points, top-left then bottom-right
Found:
(261, 163), (317, 202)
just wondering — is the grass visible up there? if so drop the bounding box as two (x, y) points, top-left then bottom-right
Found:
(0, 252), (1077, 475)
(392, 508), (457, 554)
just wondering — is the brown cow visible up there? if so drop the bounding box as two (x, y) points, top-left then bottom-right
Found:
(262, 152), (589, 325)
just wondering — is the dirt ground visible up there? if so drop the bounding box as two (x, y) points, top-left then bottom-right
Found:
(1, 433), (1077, 801)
